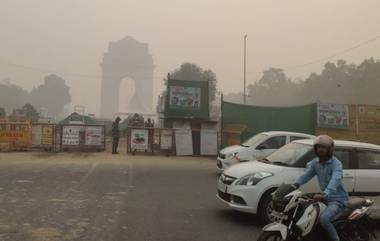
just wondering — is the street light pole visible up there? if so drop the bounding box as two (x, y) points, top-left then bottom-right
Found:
(243, 34), (247, 104)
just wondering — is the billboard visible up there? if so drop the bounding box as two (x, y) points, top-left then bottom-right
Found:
(317, 103), (349, 129)
(165, 79), (209, 119)
(169, 86), (201, 109)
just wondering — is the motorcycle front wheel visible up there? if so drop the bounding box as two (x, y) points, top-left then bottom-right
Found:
(257, 232), (283, 241)
(339, 232), (354, 241)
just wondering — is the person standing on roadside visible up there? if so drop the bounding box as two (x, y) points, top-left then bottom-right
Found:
(112, 116), (121, 154)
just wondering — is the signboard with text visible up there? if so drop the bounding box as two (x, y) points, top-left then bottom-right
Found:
(165, 79), (209, 119)
(317, 103), (349, 129)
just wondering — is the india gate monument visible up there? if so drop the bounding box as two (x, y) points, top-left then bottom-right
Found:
(100, 36), (154, 118)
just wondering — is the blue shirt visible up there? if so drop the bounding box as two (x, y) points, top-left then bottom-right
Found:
(296, 156), (349, 202)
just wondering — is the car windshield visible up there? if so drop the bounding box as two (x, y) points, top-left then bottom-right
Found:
(241, 133), (268, 147)
(266, 143), (312, 166)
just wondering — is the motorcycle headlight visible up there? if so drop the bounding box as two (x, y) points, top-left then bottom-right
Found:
(236, 172), (273, 186)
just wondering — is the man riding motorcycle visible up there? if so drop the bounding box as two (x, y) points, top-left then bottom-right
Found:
(294, 135), (348, 241)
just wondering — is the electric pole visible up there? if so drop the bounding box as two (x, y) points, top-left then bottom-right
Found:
(243, 34), (247, 104)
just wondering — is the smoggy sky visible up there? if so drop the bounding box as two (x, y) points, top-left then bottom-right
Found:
(1, 0), (380, 115)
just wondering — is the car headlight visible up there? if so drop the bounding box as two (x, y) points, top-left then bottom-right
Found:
(236, 172), (273, 186)
(227, 152), (238, 159)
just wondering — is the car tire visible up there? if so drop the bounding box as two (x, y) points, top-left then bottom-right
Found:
(258, 189), (276, 225)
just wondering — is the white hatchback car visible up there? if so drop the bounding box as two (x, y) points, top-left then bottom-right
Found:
(217, 131), (314, 171)
(216, 139), (380, 224)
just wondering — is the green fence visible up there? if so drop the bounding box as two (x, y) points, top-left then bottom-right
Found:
(222, 101), (317, 143)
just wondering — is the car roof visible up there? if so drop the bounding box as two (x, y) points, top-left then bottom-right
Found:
(262, 131), (315, 137)
(294, 139), (380, 150)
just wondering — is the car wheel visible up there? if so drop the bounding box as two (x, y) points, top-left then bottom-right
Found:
(258, 190), (277, 225)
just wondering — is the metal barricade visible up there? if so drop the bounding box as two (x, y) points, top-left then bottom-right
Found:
(0, 118), (32, 151)
(127, 128), (175, 156)
(61, 124), (106, 152)
(31, 123), (56, 151)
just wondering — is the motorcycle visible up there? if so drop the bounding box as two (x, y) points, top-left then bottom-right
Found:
(257, 184), (377, 241)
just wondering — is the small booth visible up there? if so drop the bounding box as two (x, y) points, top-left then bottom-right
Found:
(159, 78), (219, 156)
(59, 112), (105, 152)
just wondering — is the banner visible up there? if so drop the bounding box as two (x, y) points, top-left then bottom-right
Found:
(317, 103), (349, 129)
(85, 126), (103, 146)
(153, 129), (160, 145)
(175, 128), (193, 156)
(32, 125), (42, 145)
(42, 126), (54, 145)
(160, 129), (173, 150)
(62, 126), (82, 145)
(169, 86), (201, 109)
(0, 130), (30, 142)
(358, 105), (380, 118)
(131, 129), (149, 150)
(200, 129), (218, 156)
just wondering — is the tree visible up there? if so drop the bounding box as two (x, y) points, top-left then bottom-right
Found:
(30, 74), (71, 116)
(300, 60), (359, 104)
(12, 104), (40, 121)
(22, 104), (40, 121)
(0, 80), (30, 114)
(247, 68), (299, 106)
(224, 92), (244, 104)
(0, 107), (6, 117)
(225, 58), (380, 107)
(169, 63), (218, 102)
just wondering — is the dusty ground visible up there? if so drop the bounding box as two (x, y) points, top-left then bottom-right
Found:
(0, 143), (378, 241)
(0, 148), (264, 241)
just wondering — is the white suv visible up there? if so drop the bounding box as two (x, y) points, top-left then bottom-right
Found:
(216, 139), (380, 224)
(217, 131), (314, 171)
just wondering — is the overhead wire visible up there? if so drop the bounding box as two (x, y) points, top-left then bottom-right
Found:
(247, 34), (380, 75)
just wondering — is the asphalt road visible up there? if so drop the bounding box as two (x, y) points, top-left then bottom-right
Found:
(1, 151), (379, 241)
(0, 152), (262, 241)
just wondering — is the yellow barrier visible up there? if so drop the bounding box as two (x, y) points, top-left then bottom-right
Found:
(0, 118), (32, 150)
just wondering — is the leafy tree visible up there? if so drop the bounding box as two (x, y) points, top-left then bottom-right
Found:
(12, 104), (40, 121)
(22, 104), (40, 121)
(247, 68), (299, 106)
(224, 92), (244, 104)
(0, 107), (6, 117)
(227, 58), (380, 107)
(0, 80), (30, 114)
(30, 74), (71, 116)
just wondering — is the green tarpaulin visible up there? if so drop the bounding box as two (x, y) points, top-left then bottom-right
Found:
(222, 101), (317, 142)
